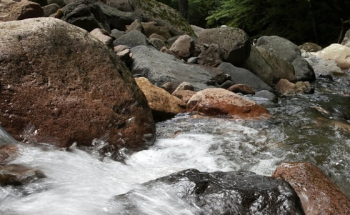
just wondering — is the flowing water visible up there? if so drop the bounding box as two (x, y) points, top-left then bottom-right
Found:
(0, 74), (350, 214)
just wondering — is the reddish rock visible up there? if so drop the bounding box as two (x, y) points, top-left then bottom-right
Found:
(0, 144), (18, 164)
(0, 18), (155, 151)
(275, 79), (313, 96)
(227, 84), (255, 95)
(272, 162), (350, 215)
(186, 88), (270, 119)
(0, 164), (45, 186)
(0, 0), (44, 21)
(135, 77), (186, 121)
(169, 35), (194, 60)
(172, 90), (195, 104)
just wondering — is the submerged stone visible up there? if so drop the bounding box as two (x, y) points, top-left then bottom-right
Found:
(114, 169), (304, 215)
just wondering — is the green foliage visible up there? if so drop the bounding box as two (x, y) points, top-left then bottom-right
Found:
(206, 0), (350, 45)
(155, 0), (350, 45)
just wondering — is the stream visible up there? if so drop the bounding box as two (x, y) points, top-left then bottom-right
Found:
(0, 73), (350, 214)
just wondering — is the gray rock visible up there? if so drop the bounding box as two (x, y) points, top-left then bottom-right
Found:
(149, 37), (166, 50)
(256, 36), (315, 81)
(47, 0), (65, 7)
(113, 30), (152, 48)
(96, 2), (139, 31)
(110, 29), (125, 40)
(198, 27), (251, 66)
(114, 169), (304, 215)
(42, 3), (59, 17)
(217, 62), (273, 92)
(58, 0), (110, 32)
(256, 47), (296, 83)
(292, 56), (315, 81)
(242, 46), (274, 86)
(305, 55), (344, 77)
(130, 45), (218, 91)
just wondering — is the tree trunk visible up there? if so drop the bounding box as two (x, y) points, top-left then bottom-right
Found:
(178, 0), (188, 20)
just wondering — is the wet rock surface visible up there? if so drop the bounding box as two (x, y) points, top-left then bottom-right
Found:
(114, 169), (305, 215)
(272, 162), (350, 215)
(218, 62), (273, 92)
(0, 18), (155, 151)
(135, 77), (185, 122)
(0, 164), (45, 186)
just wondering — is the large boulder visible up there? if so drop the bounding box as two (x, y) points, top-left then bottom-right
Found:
(104, 0), (194, 36)
(198, 27), (251, 66)
(256, 36), (315, 81)
(187, 88), (270, 119)
(0, 0), (44, 21)
(272, 162), (350, 215)
(314, 44), (350, 69)
(0, 18), (155, 151)
(115, 169), (304, 215)
(256, 47), (296, 83)
(130, 45), (218, 91)
(56, 0), (111, 32)
(242, 46), (274, 86)
(135, 77), (185, 121)
(217, 62), (273, 92)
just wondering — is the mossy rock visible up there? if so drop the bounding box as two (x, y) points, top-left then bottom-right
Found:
(105, 0), (195, 37)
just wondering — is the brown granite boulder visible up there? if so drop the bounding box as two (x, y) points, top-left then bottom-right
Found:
(0, 18), (155, 151)
(198, 27), (251, 66)
(135, 77), (186, 121)
(275, 79), (313, 96)
(272, 162), (350, 215)
(0, 164), (45, 186)
(186, 88), (270, 119)
(0, 0), (44, 21)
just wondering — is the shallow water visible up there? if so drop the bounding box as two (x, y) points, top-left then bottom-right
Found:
(1, 74), (350, 214)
